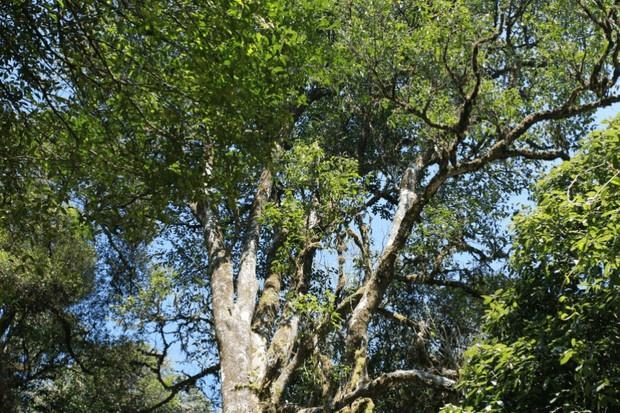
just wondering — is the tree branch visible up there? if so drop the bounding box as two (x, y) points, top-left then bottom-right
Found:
(333, 369), (456, 411)
(403, 274), (483, 299)
(501, 147), (570, 161)
(376, 307), (425, 331)
(138, 363), (220, 413)
(237, 168), (273, 318)
(449, 94), (620, 178)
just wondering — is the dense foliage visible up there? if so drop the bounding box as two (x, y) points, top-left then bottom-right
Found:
(446, 118), (619, 412)
(1, 0), (619, 412)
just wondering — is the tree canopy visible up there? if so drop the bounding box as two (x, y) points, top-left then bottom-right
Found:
(1, 0), (619, 412)
(444, 116), (619, 413)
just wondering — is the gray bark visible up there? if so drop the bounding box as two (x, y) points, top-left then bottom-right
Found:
(194, 169), (273, 413)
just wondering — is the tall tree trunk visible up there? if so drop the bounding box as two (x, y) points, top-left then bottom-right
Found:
(218, 322), (264, 413)
(195, 168), (273, 412)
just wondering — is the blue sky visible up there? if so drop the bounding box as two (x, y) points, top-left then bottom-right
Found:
(594, 102), (620, 125)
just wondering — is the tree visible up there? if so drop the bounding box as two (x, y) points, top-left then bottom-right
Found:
(0, 3), (211, 408)
(2, 1), (620, 412)
(0, 209), (93, 410)
(442, 116), (620, 413)
(23, 344), (211, 413)
(0, 161), (211, 411)
(0, 179), (215, 412)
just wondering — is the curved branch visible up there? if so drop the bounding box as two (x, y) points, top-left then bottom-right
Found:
(449, 94), (620, 178)
(333, 369), (456, 411)
(138, 363), (220, 413)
